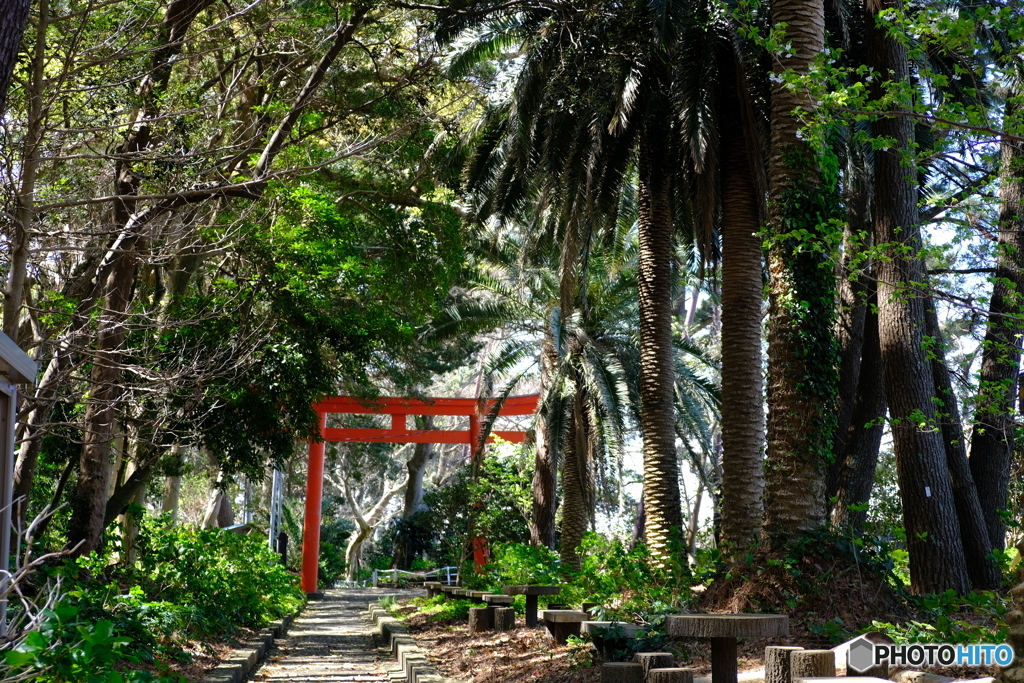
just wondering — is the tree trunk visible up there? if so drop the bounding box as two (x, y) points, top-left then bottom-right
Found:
(923, 299), (1002, 589)
(531, 341), (558, 549)
(162, 444), (184, 522)
(393, 416), (434, 569)
(66, 0), (215, 555)
(4, 0), (47, 340)
(763, 0), (835, 540)
(765, 0), (835, 540)
(832, 147), (873, 466)
(830, 300), (886, 530)
(866, 0), (969, 594)
(637, 115), (683, 561)
(67, 244), (140, 554)
(718, 80), (766, 555)
(560, 396), (589, 571)
(0, 0), (30, 115)
(969, 94), (1024, 551)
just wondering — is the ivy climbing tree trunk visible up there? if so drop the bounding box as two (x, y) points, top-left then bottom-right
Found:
(763, 0), (837, 540)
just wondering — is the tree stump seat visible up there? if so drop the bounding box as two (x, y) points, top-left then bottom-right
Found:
(666, 614), (789, 683)
(538, 609), (591, 644)
(469, 606), (493, 633)
(502, 585), (562, 627)
(602, 662), (644, 683)
(647, 668), (696, 683)
(634, 652), (675, 676)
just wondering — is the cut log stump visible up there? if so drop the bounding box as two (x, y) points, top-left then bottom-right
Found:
(791, 649), (835, 681)
(646, 668), (695, 683)
(603, 662), (644, 683)
(469, 607), (493, 633)
(633, 652), (675, 676)
(765, 645), (803, 683)
(494, 607), (516, 631)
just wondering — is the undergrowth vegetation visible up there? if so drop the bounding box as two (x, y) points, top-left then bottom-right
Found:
(3, 517), (303, 683)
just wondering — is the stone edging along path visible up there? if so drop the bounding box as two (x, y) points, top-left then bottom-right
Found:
(367, 600), (455, 683)
(199, 608), (301, 683)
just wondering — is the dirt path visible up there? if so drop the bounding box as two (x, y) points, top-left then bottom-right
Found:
(252, 588), (423, 683)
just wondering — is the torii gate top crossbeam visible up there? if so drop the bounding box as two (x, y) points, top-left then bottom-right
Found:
(313, 394), (539, 445)
(300, 394), (539, 594)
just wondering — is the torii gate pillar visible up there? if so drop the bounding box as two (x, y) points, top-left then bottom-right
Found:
(299, 411), (327, 594)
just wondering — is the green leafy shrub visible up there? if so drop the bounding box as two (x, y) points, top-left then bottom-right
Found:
(485, 543), (561, 586)
(9, 515), (304, 682)
(867, 590), (1009, 645)
(3, 603), (180, 683)
(560, 534), (691, 620)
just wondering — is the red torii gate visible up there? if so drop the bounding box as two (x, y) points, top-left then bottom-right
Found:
(300, 394), (539, 593)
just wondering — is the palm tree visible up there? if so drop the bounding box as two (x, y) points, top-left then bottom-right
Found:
(427, 225), (719, 569)
(438, 0), (767, 561)
(760, 0), (840, 539)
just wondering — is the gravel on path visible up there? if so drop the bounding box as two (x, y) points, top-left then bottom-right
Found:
(252, 588), (425, 683)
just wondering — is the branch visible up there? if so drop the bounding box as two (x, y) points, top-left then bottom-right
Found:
(835, 106), (1024, 144)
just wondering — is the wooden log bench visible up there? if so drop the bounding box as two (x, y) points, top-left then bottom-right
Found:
(666, 613), (789, 683)
(538, 609), (590, 645)
(502, 585), (561, 627)
(582, 621), (646, 660)
(424, 581), (442, 598)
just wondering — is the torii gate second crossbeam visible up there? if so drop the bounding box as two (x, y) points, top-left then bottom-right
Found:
(300, 394), (539, 593)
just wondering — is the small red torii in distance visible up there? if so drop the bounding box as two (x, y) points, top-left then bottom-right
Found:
(300, 394), (539, 594)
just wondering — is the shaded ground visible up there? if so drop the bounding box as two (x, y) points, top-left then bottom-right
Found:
(391, 594), (1002, 683)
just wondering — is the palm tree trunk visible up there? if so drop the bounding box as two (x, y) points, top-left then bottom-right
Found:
(866, 0), (968, 593)
(531, 340), (558, 548)
(969, 93), (1024, 551)
(763, 0), (835, 538)
(719, 91), (766, 554)
(559, 397), (589, 571)
(637, 119), (683, 560)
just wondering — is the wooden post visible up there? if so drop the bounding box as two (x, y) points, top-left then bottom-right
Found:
(603, 663), (644, 683)
(765, 646), (803, 683)
(300, 411), (327, 594)
(525, 594), (540, 627)
(634, 653), (675, 676)
(791, 650), (835, 681)
(710, 638), (738, 683)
